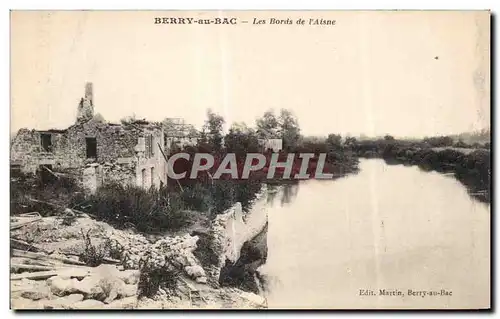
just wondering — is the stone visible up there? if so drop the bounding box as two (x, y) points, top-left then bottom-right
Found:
(99, 277), (126, 303)
(120, 284), (138, 297)
(186, 255), (199, 265)
(48, 277), (80, 297)
(53, 268), (91, 280)
(75, 276), (105, 299)
(12, 279), (50, 301)
(20, 289), (50, 301)
(195, 276), (208, 284)
(70, 299), (105, 309)
(104, 296), (138, 309)
(185, 265), (206, 278)
(238, 291), (266, 306)
(44, 294), (84, 309)
(71, 270), (128, 304)
(118, 270), (140, 285)
(174, 256), (186, 266)
(93, 264), (122, 278)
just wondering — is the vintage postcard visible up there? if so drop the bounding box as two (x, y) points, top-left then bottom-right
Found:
(10, 10), (491, 310)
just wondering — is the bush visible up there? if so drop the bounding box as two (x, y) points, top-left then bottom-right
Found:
(103, 237), (126, 260)
(209, 181), (236, 215)
(234, 180), (262, 212)
(180, 183), (212, 211)
(80, 229), (106, 267)
(76, 183), (191, 233)
(10, 170), (85, 216)
(137, 262), (181, 298)
(191, 231), (219, 270)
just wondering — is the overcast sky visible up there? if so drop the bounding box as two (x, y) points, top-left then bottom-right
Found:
(11, 11), (490, 137)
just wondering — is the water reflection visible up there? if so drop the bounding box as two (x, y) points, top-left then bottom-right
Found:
(384, 158), (490, 203)
(260, 159), (490, 309)
(266, 183), (300, 206)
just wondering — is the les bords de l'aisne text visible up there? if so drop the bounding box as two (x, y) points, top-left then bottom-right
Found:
(154, 16), (336, 26)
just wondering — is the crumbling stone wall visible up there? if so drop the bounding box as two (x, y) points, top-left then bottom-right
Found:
(135, 126), (166, 189)
(65, 120), (139, 163)
(165, 136), (198, 153)
(82, 162), (137, 193)
(11, 120), (167, 190)
(209, 186), (269, 281)
(11, 129), (70, 173)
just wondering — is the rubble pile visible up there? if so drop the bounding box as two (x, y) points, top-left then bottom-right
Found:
(137, 235), (208, 284)
(10, 209), (267, 309)
(11, 264), (140, 309)
(11, 214), (208, 278)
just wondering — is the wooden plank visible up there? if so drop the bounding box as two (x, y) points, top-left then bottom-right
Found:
(10, 238), (44, 253)
(17, 212), (42, 218)
(63, 252), (120, 265)
(11, 267), (92, 281)
(10, 217), (42, 230)
(102, 257), (121, 264)
(11, 249), (86, 266)
(10, 238), (54, 254)
(24, 197), (97, 219)
(11, 264), (55, 272)
(11, 270), (60, 281)
(11, 257), (56, 268)
(42, 165), (60, 179)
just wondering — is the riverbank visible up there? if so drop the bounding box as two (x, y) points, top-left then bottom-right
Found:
(355, 145), (490, 203)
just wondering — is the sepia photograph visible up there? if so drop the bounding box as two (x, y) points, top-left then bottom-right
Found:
(9, 10), (491, 310)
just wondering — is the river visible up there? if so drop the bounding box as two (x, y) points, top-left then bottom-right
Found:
(258, 159), (490, 309)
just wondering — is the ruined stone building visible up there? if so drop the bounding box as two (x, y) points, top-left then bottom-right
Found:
(163, 117), (199, 153)
(10, 83), (167, 192)
(258, 138), (283, 152)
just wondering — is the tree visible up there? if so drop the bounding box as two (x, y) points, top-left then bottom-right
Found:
(344, 136), (357, 149)
(326, 134), (342, 149)
(454, 139), (468, 148)
(384, 135), (395, 142)
(202, 109), (225, 152)
(256, 110), (279, 139)
(225, 122), (260, 158)
(278, 109), (301, 151)
(423, 136), (453, 147)
(196, 130), (210, 152)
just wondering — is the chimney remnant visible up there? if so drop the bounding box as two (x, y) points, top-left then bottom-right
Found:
(84, 82), (93, 104)
(76, 82), (95, 123)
